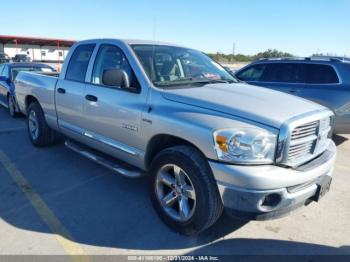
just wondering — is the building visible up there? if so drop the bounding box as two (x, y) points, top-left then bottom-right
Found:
(0, 35), (76, 64)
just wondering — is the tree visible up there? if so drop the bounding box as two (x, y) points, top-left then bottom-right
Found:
(207, 49), (294, 63)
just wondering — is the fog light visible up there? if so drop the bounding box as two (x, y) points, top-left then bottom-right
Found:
(261, 193), (281, 208)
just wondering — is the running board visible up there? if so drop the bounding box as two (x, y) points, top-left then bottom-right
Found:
(65, 140), (145, 178)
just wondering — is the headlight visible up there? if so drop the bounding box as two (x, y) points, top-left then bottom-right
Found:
(213, 127), (277, 164)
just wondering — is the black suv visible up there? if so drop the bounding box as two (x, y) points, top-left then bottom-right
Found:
(235, 57), (350, 133)
(12, 54), (31, 63)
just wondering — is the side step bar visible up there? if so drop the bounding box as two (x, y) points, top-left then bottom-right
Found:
(65, 140), (145, 178)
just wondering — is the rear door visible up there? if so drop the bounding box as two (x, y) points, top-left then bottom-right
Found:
(55, 44), (95, 137)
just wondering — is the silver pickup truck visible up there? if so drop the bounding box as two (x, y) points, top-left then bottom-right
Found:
(15, 39), (336, 235)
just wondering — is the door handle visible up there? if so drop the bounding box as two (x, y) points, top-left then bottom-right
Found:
(57, 88), (66, 94)
(288, 89), (297, 94)
(85, 94), (98, 102)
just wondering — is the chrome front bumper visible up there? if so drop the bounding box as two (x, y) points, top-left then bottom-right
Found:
(209, 140), (336, 219)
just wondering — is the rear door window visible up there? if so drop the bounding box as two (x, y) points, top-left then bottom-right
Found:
(236, 64), (266, 81)
(65, 44), (95, 82)
(260, 63), (304, 83)
(304, 64), (339, 84)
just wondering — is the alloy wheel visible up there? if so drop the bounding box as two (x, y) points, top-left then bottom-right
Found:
(155, 164), (196, 222)
(28, 110), (39, 140)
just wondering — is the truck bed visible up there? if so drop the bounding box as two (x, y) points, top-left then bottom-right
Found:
(15, 71), (59, 119)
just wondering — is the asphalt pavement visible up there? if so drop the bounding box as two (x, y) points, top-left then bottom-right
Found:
(0, 106), (349, 258)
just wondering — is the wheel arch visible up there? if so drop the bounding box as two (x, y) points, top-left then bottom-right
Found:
(144, 134), (208, 170)
(25, 95), (40, 113)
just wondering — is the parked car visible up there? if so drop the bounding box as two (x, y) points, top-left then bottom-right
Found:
(235, 57), (350, 133)
(0, 52), (10, 64)
(12, 54), (31, 62)
(15, 39), (335, 235)
(0, 63), (57, 117)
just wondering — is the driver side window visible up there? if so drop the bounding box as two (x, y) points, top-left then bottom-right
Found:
(91, 44), (139, 90)
(236, 64), (266, 81)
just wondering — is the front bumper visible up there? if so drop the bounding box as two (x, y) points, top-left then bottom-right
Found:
(209, 140), (336, 220)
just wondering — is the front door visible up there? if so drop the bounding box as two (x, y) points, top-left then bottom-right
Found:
(81, 44), (146, 164)
(255, 63), (306, 95)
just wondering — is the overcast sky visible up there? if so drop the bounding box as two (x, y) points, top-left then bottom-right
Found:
(2, 0), (349, 56)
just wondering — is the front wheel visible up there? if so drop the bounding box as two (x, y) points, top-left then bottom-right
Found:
(150, 145), (223, 235)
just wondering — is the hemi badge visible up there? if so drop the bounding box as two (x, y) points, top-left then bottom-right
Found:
(122, 124), (138, 132)
(142, 118), (152, 124)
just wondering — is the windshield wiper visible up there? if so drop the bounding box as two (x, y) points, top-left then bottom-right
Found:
(190, 79), (235, 85)
(154, 78), (235, 87)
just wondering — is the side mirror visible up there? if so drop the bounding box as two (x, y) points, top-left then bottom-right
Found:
(0, 76), (9, 82)
(102, 69), (130, 88)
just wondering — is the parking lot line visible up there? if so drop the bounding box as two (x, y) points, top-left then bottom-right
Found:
(0, 127), (27, 134)
(0, 150), (90, 261)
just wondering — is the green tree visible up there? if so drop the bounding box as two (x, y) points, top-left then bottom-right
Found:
(207, 49), (294, 63)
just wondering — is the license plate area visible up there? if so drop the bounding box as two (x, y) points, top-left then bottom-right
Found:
(314, 176), (332, 202)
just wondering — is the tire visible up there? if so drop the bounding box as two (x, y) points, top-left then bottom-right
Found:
(149, 145), (223, 235)
(7, 94), (18, 118)
(27, 102), (58, 147)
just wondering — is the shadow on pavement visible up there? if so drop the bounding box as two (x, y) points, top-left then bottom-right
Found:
(333, 134), (348, 146)
(186, 238), (350, 256)
(0, 106), (247, 251)
(0, 107), (349, 255)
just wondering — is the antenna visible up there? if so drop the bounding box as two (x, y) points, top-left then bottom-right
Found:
(152, 17), (157, 41)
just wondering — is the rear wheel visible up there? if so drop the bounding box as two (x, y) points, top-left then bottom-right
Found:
(7, 95), (18, 118)
(150, 145), (223, 235)
(27, 102), (58, 147)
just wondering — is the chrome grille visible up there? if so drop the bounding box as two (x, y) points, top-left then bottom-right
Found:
(288, 121), (318, 161)
(277, 110), (333, 167)
(291, 121), (318, 140)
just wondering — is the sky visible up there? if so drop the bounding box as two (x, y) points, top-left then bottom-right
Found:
(2, 0), (349, 56)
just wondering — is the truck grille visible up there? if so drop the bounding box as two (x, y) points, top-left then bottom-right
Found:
(288, 121), (318, 161)
(278, 110), (333, 167)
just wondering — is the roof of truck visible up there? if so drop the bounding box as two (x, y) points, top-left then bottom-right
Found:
(75, 38), (185, 48)
(124, 39), (181, 46)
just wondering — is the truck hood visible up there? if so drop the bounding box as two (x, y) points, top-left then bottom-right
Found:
(161, 83), (324, 128)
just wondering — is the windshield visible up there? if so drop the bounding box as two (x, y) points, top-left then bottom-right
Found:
(11, 66), (55, 80)
(131, 45), (237, 87)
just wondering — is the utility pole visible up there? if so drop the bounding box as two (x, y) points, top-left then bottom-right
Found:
(232, 42), (236, 62)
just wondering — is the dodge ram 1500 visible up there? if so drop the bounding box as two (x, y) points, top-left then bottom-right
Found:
(15, 39), (336, 235)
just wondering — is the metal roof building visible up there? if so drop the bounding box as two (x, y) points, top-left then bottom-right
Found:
(0, 35), (76, 63)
